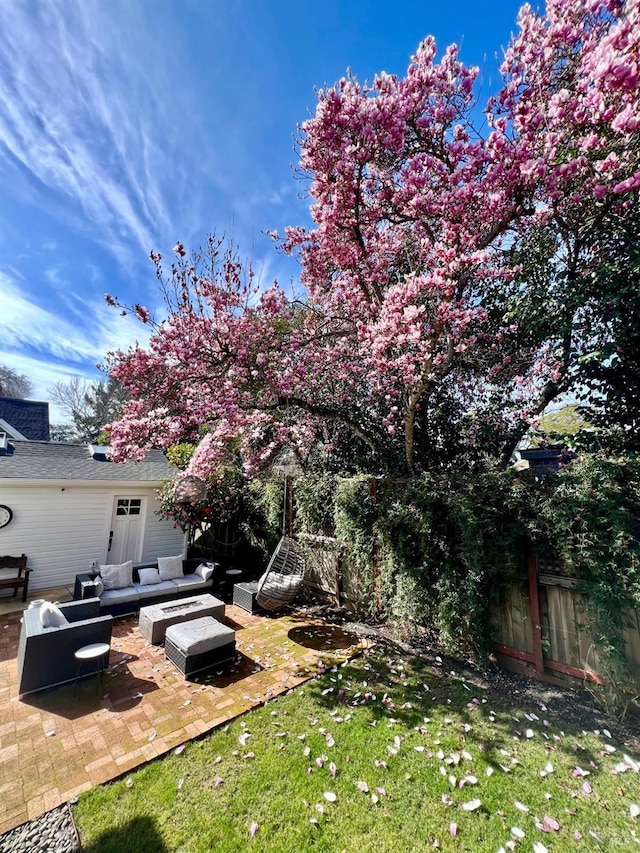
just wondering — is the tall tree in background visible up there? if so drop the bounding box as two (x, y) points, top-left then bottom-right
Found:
(575, 208), (640, 451)
(49, 375), (128, 443)
(105, 0), (640, 477)
(0, 365), (33, 399)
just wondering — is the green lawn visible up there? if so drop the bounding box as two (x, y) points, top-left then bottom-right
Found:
(73, 647), (640, 852)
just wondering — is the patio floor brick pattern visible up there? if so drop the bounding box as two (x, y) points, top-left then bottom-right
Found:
(0, 604), (366, 834)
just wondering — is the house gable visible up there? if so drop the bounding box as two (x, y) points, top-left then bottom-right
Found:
(0, 397), (50, 441)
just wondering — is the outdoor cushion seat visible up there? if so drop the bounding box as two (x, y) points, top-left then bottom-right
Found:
(134, 580), (180, 598)
(169, 575), (211, 591)
(165, 616), (235, 678)
(99, 586), (141, 606)
(17, 599), (113, 695)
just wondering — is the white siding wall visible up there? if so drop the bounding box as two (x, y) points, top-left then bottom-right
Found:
(0, 483), (185, 592)
(139, 493), (186, 562)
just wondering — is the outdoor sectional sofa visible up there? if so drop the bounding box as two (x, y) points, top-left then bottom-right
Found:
(17, 598), (113, 695)
(73, 556), (219, 617)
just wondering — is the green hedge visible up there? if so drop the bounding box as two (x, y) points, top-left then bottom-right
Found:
(292, 455), (640, 679)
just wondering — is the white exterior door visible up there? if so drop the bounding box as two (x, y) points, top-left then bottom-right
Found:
(108, 496), (144, 563)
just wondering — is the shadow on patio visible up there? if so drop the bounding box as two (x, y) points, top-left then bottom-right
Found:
(0, 603), (365, 834)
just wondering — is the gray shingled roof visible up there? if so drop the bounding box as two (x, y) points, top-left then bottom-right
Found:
(0, 398), (50, 441)
(0, 441), (178, 482)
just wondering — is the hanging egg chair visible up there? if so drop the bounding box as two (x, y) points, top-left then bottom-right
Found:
(255, 534), (306, 610)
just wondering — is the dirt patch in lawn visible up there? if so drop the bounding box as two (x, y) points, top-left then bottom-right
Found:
(300, 601), (640, 752)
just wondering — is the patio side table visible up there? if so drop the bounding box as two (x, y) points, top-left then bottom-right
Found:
(74, 642), (110, 694)
(233, 581), (260, 613)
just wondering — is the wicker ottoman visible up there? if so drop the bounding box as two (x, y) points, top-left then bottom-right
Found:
(233, 581), (260, 613)
(165, 617), (235, 678)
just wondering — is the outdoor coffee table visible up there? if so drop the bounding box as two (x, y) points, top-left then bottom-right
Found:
(138, 593), (225, 644)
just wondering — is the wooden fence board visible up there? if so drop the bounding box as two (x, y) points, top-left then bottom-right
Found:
(491, 583), (533, 654)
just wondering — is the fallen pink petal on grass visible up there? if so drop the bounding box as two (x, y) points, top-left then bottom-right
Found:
(249, 822), (258, 838)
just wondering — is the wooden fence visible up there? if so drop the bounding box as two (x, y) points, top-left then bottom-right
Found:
(299, 534), (362, 611)
(491, 553), (640, 689)
(300, 535), (640, 690)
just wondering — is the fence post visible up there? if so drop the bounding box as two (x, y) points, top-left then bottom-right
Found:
(527, 553), (545, 676)
(370, 478), (382, 616)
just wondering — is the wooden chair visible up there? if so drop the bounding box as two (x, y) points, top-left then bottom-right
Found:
(0, 554), (32, 602)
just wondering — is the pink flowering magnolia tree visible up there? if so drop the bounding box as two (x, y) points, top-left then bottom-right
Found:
(105, 0), (639, 477)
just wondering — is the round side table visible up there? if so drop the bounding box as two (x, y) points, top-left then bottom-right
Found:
(74, 642), (110, 694)
(223, 568), (243, 600)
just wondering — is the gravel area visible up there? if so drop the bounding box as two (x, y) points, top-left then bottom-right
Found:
(0, 805), (81, 853)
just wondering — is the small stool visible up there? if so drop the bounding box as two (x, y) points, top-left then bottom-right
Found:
(165, 616), (235, 679)
(233, 581), (261, 613)
(74, 642), (110, 694)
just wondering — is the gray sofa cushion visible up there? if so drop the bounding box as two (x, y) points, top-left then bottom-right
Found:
(133, 580), (179, 598)
(100, 586), (141, 606)
(170, 575), (211, 592)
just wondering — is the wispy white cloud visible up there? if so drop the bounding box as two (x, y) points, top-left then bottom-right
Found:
(0, 269), (151, 371)
(0, 349), (99, 423)
(0, 0), (224, 267)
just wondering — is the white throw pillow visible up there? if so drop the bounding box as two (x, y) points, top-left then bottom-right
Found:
(137, 567), (162, 585)
(39, 602), (68, 628)
(194, 563), (214, 581)
(100, 560), (134, 590)
(157, 555), (183, 580)
(93, 577), (105, 596)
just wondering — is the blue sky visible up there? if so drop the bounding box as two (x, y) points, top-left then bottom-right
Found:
(0, 0), (525, 423)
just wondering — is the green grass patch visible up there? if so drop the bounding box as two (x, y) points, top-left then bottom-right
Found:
(74, 648), (640, 852)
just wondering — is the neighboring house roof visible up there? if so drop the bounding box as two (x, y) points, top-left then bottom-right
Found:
(0, 441), (177, 483)
(0, 397), (50, 441)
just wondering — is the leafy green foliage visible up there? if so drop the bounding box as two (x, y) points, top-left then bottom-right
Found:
(293, 473), (338, 537)
(333, 466), (528, 654)
(527, 455), (640, 693)
(297, 456), (640, 692)
(165, 442), (196, 470)
(575, 209), (640, 451)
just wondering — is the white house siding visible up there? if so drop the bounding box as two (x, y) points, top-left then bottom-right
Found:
(0, 483), (185, 593)
(139, 493), (186, 563)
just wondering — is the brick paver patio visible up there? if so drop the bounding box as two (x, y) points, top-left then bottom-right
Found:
(0, 603), (366, 834)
